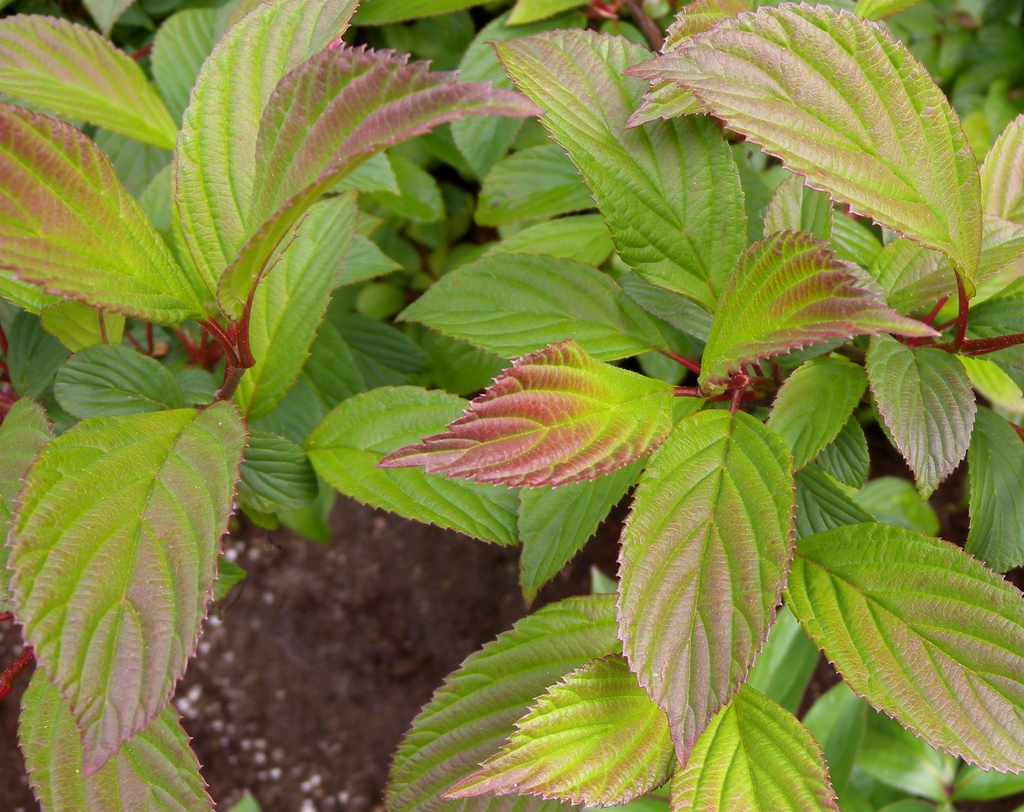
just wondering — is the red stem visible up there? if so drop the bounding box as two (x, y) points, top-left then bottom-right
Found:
(730, 386), (745, 414)
(923, 296), (950, 327)
(953, 271), (969, 351)
(1012, 424), (1024, 443)
(0, 613), (12, 623)
(0, 646), (34, 701)
(124, 330), (145, 352)
(953, 332), (1024, 356)
(0, 321), (7, 356)
(146, 323), (154, 355)
(235, 292), (257, 369)
(131, 43), (153, 61)
(98, 311), (109, 344)
(0, 388), (16, 421)
(623, 0), (665, 50)
(202, 315), (255, 402)
(673, 386), (703, 397)
(659, 348), (701, 375)
(174, 327), (203, 366)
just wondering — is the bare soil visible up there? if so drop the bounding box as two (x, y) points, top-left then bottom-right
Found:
(1, 427), (1022, 812)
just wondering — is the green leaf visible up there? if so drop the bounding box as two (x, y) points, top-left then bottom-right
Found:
(496, 31), (745, 310)
(82, 0), (134, 35)
(306, 386), (520, 544)
(217, 45), (535, 319)
(261, 331), (362, 439)
(854, 710), (956, 801)
(0, 104), (204, 324)
(369, 155), (445, 223)
(832, 214), (884, 267)
(387, 594), (620, 812)
(54, 344), (184, 419)
(39, 301), (124, 353)
(333, 151), (399, 195)
(508, 0), (586, 24)
(331, 310), (431, 387)
(966, 406), (1024, 571)
(93, 129), (171, 200)
(814, 417), (870, 489)
(869, 217), (1024, 315)
(866, 334), (976, 498)
(671, 685), (838, 811)
(632, 4), (983, 286)
(629, 0), (755, 129)
(853, 0), (922, 20)
(699, 232), (935, 392)
(854, 476), (940, 536)
(485, 215), (614, 267)
(6, 310), (69, 398)
(214, 556), (246, 601)
(0, 398), (53, 611)
(337, 234), (401, 286)
(953, 763), (1024, 802)
(764, 175), (834, 242)
(518, 460), (642, 603)
(628, 80), (703, 129)
(768, 356), (867, 470)
(981, 111), (1024, 224)
(802, 682), (868, 798)
(352, 0), (480, 25)
(20, 669), (214, 812)
(0, 15), (178, 149)
(9, 403), (245, 772)
(452, 11), (586, 178)
(0, 269), (61, 313)
(418, 331), (507, 397)
(794, 464), (874, 539)
(618, 409), (795, 758)
(176, 368), (217, 408)
(476, 144), (593, 226)
(618, 272), (713, 341)
(380, 341), (675, 487)
(279, 477), (336, 544)
(152, 5), (234, 123)
(746, 605), (820, 714)
(239, 431), (318, 514)
(175, 0), (360, 300)
(449, 655), (673, 806)
(868, 237), (953, 315)
(787, 522), (1024, 772)
(235, 193), (358, 420)
(664, 0), (755, 49)
(399, 254), (668, 362)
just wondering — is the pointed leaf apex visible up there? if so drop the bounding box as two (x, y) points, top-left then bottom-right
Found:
(379, 341), (675, 487)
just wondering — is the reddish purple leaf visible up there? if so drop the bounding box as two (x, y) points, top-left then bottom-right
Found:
(379, 341), (675, 488)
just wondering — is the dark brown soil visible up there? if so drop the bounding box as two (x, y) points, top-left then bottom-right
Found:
(1, 434), (1022, 812)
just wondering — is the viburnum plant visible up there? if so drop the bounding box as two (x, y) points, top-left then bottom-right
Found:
(0, 0), (537, 805)
(373, 4), (1024, 812)
(3, 0), (1024, 811)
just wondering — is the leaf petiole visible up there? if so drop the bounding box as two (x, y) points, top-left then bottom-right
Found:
(0, 646), (34, 701)
(954, 270), (969, 351)
(659, 347), (701, 375)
